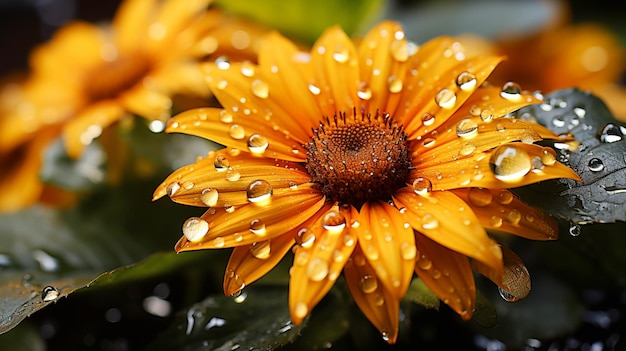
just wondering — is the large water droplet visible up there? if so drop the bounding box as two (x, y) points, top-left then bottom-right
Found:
(569, 223), (581, 236)
(182, 217), (210, 242)
(321, 211), (346, 233)
(200, 188), (219, 207)
(240, 61), (256, 77)
(166, 182), (181, 197)
(599, 123), (623, 143)
(42, 286), (59, 302)
(357, 83), (372, 100)
(332, 47), (350, 63)
(498, 287), (519, 302)
(215, 56), (230, 70)
(388, 76), (403, 93)
(229, 124), (245, 140)
(421, 214), (439, 229)
(251, 79), (269, 98)
(249, 218), (266, 236)
(400, 242), (417, 260)
(296, 228), (316, 248)
(307, 258), (329, 281)
(456, 118), (479, 138)
(421, 113), (435, 126)
(246, 180), (273, 203)
(247, 134), (269, 154)
(219, 110), (233, 123)
(500, 82), (522, 101)
(359, 275), (378, 294)
(412, 177), (432, 195)
(455, 71), (477, 91)
(250, 241), (271, 259)
(435, 88), (456, 109)
(489, 145), (532, 182)
(588, 158), (604, 172)
(213, 155), (230, 171)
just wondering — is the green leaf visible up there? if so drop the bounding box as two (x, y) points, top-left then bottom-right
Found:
(146, 285), (305, 351)
(404, 278), (440, 311)
(214, 0), (386, 44)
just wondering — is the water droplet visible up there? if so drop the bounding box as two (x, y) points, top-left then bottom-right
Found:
(387, 76), (403, 93)
(321, 211), (346, 233)
(390, 40), (411, 62)
(412, 177), (432, 195)
(456, 118), (479, 138)
(251, 79), (269, 98)
(166, 182), (181, 197)
(588, 158), (604, 172)
(496, 190), (514, 204)
(421, 213), (439, 229)
(182, 181), (194, 190)
(357, 83), (372, 100)
(422, 138), (436, 148)
(229, 124), (245, 140)
(498, 287), (519, 302)
(400, 242), (417, 260)
(219, 110), (233, 123)
(468, 187), (493, 207)
(421, 113), (435, 126)
(296, 228), (316, 248)
(240, 61), (256, 77)
(182, 217), (210, 242)
(489, 145), (532, 182)
(246, 180), (273, 203)
(500, 82), (522, 101)
(435, 88), (456, 109)
(247, 134), (269, 154)
(294, 302), (308, 319)
(307, 258), (329, 281)
(250, 241), (271, 259)
(506, 209), (522, 225)
(569, 223), (581, 236)
(417, 256), (432, 270)
(213, 237), (225, 247)
(599, 123), (623, 143)
(42, 286), (59, 302)
(480, 110), (493, 122)
(308, 84), (321, 95)
(490, 215), (503, 227)
(200, 188), (219, 207)
(215, 56), (230, 70)
(332, 47), (349, 63)
(213, 155), (230, 171)
(455, 71), (477, 91)
(541, 147), (557, 166)
(249, 219), (266, 236)
(458, 142), (476, 156)
(359, 275), (378, 294)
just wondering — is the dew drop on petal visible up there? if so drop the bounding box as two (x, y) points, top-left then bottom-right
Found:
(388, 75), (403, 93)
(417, 256), (432, 270)
(332, 47), (350, 63)
(308, 84), (321, 95)
(506, 209), (522, 225)
(296, 228), (316, 248)
(249, 219), (266, 236)
(247, 134), (269, 154)
(541, 147), (557, 166)
(390, 40), (410, 62)
(421, 113), (435, 126)
(480, 110), (494, 122)
(215, 56), (230, 70)
(246, 180), (273, 203)
(240, 61), (256, 77)
(588, 158), (604, 172)
(42, 286), (59, 302)
(229, 124), (245, 140)
(498, 287), (519, 302)
(213, 155), (230, 171)
(490, 215), (503, 228)
(321, 211), (346, 233)
(456, 118), (479, 138)
(250, 241), (271, 259)
(294, 302), (308, 319)
(496, 190), (514, 204)
(500, 82), (522, 101)
(219, 110), (233, 123)
(357, 83), (372, 100)
(456, 71), (477, 91)
(166, 182), (181, 197)
(213, 237), (225, 248)
(458, 142), (476, 156)
(400, 242), (417, 260)
(359, 275), (378, 294)
(435, 88), (457, 109)
(251, 79), (269, 98)
(421, 213), (439, 229)
(412, 177), (432, 195)
(307, 258), (329, 281)
(467, 187), (493, 207)
(200, 188), (219, 207)
(182, 217), (210, 242)
(489, 145), (532, 182)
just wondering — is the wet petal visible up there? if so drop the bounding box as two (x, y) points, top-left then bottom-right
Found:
(344, 245), (399, 343)
(393, 188), (504, 280)
(153, 148), (312, 206)
(174, 193), (326, 251)
(62, 101), (125, 158)
(310, 26), (360, 115)
(352, 201), (415, 299)
(289, 203), (357, 324)
(451, 188), (559, 240)
(415, 142), (581, 190)
(224, 233), (295, 296)
(414, 233), (475, 319)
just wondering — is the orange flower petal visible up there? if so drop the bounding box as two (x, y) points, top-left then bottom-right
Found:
(472, 244), (531, 302)
(416, 142), (581, 190)
(175, 192), (326, 251)
(153, 148), (312, 207)
(352, 201), (416, 299)
(344, 245), (400, 343)
(310, 26), (360, 115)
(289, 203), (357, 324)
(224, 232), (295, 296)
(451, 188), (559, 240)
(62, 101), (125, 158)
(393, 188), (504, 280)
(414, 232), (475, 319)
(113, 0), (155, 51)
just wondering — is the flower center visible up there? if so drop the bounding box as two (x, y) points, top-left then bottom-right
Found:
(305, 110), (411, 208)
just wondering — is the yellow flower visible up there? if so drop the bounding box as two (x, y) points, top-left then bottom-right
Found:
(153, 21), (581, 343)
(0, 0), (268, 212)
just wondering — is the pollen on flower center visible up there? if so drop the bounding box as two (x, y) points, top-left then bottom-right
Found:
(305, 109), (411, 207)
